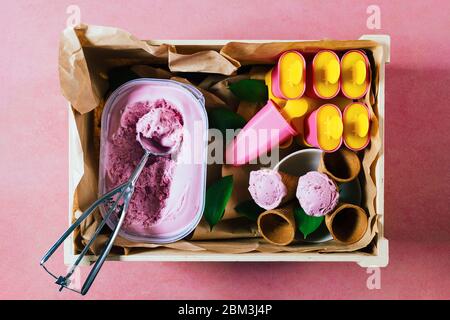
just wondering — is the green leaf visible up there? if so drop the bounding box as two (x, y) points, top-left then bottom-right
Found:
(204, 175), (234, 230)
(229, 79), (268, 102)
(294, 206), (324, 239)
(235, 199), (265, 221)
(208, 107), (247, 137)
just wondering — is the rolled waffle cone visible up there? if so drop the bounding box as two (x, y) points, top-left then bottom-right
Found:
(325, 203), (368, 244)
(277, 171), (299, 204)
(318, 148), (361, 183)
(257, 204), (296, 246)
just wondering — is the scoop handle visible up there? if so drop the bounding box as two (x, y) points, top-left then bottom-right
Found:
(80, 189), (132, 295)
(40, 150), (150, 295)
(81, 151), (150, 295)
(40, 182), (126, 266)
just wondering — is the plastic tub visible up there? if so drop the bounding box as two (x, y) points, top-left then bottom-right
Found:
(98, 79), (208, 243)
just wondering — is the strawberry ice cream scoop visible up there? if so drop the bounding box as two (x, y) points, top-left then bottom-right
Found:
(248, 169), (288, 210)
(296, 171), (339, 217)
(136, 100), (184, 154)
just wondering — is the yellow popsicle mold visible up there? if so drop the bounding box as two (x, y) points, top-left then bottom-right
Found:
(279, 52), (305, 99)
(317, 105), (343, 151)
(313, 51), (340, 99)
(343, 103), (370, 150)
(265, 70), (287, 107)
(341, 51), (369, 99)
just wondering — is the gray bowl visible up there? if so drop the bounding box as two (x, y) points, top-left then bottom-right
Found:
(273, 148), (361, 243)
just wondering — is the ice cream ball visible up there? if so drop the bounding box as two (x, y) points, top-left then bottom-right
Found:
(136, 99), (184, 153)
(296, 171), (339, 217)
(248, 169), (297, 210)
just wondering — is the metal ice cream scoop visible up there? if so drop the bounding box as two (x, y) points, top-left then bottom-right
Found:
(40, 122), (178, 295)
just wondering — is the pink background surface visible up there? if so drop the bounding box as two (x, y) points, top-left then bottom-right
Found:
(1, 0), (449, 299)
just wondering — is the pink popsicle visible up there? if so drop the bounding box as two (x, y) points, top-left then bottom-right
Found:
(225, 100), (297, 165)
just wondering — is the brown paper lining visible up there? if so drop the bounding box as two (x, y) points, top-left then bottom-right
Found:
(63, 25), (382, 256)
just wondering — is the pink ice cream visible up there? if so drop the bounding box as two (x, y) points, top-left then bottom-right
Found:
(136, 103), (183, 154)
(296, 171), (339, 217)
(248, 169), (287, 210)
(105, 99), (183, 230)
